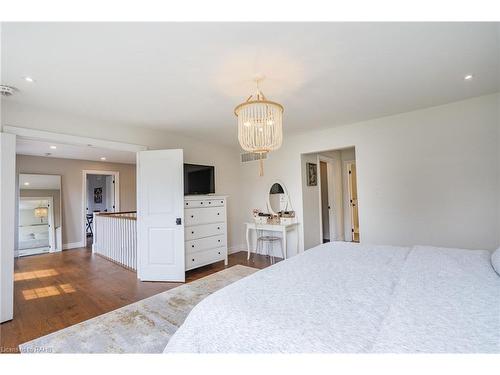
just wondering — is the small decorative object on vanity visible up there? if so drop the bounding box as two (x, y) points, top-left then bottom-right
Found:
(280, 211), (296, 225)
(268, 214), (280, 225)
(254, 212), (270, 225)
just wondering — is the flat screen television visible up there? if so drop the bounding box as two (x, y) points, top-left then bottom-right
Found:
(184, 164), (215, 195)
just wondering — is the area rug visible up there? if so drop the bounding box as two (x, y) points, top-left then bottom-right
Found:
(19, 265), (258, 353)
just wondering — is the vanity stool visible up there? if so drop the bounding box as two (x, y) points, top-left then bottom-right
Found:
(255, 225), (283, 264)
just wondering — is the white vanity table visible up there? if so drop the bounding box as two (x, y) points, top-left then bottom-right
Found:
(246, 180), (298, 260)
(245, 222), (298, 260)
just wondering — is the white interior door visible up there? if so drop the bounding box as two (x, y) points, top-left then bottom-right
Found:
(137, 149), (185, 282)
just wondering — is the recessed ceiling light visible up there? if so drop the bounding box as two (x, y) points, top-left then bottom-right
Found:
(50, 145), (57, 150)
(23, 76), (35, 83)
(100, 157), (106, 161)
(23, 182), (30, 186)
(464, 74), (473, 81)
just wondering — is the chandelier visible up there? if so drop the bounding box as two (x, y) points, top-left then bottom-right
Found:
(234, 77), (284, 176)
(34, 204), (48, 223)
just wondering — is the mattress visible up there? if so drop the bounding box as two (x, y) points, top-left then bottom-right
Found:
(164, 242), (500, 353)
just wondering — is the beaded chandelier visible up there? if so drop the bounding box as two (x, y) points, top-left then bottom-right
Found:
(234, 78), (284, 176)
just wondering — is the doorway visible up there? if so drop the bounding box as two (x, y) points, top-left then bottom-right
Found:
(82, 170), (120, 248)
(314, 146), (360, 245)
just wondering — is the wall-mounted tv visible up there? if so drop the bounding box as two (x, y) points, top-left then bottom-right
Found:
(184, 164), (215, 195)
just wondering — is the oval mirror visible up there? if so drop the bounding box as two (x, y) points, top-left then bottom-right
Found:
(268, 182), (290, 215)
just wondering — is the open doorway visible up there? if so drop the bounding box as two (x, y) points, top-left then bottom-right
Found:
(317, 147), (359, 243)
(83, 170), (120, 248)
(301, 146), (359, 250)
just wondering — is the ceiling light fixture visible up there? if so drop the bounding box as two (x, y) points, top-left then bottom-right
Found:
(100, 157), (106, 161)
(234, 76), (284, 176)
(24, 76), (35, 83)
(464, 74), (473, 81)
(23, 182), (30, 186)
(50, 145), (57, 150)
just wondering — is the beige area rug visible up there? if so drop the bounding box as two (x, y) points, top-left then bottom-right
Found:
(19, 265), (258, 353)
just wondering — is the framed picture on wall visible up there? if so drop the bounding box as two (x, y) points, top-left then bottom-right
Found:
(306, 162), (317, 186)
(94, 187), (103, 204)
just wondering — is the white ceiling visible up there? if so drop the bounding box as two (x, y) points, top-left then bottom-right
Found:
(19, 173), (61, 190)
(16, 138), (136, 164)
(2, 22), (499, 147)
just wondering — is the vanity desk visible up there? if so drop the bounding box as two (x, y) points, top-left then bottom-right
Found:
(245, 222), (299, 260)
(246, 180), (298, 260)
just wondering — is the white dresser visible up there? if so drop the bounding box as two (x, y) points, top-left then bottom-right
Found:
(184, 195), (228, 271)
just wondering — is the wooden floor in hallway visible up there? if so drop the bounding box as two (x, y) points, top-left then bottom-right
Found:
(0, 247), (275, 353)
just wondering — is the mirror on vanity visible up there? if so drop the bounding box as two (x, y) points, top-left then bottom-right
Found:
(267, 181), (291, 215)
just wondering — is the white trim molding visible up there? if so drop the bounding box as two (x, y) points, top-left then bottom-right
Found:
(228, 244), (247, 254)
(3, 125), (148, 153)
(63, 241), (86, 250)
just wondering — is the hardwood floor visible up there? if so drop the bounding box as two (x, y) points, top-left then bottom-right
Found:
(0, 247), (275, 353)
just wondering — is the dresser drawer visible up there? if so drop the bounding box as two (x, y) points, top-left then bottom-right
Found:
(185, 247), (226, 270)
(185, 199), (225, 208)
(185, 222), (226, 241)
(186, 234), (226, 254)
(185, 206), (225, 226)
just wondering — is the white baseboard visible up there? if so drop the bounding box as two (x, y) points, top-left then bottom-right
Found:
(63, 241), (85, 250)
(228, 244), (246, 254)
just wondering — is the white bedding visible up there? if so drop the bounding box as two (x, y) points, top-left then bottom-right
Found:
(164, 242), (500, 353)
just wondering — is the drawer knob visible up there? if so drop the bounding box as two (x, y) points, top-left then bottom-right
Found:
(192, 258), (195, 262)
(186, 202), (189, 206)
(191, 215), (194, 218)
(191, 245), (194, 248)
(218, 251), (221, 255)
(191, 231), (194, 234)
(217, 227), (220, 230)
(208, 201), (211, 204)
(220, 201), (223, 203)
(217, 213), (220, 216)
(218, 239), (221, 242)
(201, 202), (203, 204)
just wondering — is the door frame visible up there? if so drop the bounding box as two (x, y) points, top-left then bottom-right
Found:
(316, 155), (337, 244)
(18, 196), (56, 255)
(82, 170), (120, 248)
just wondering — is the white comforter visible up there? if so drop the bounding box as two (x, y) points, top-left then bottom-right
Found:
(165, 242), (500, 353)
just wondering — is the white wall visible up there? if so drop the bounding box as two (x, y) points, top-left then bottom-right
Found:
(301, 153), (321, 250)
(240, 93), (500, 254)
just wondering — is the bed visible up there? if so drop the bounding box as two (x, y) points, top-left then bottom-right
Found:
(164, 242), (500, 353)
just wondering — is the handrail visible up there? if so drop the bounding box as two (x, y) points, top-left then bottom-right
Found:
(94, 211), (136, 215)
(94, 211), (137, 220)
